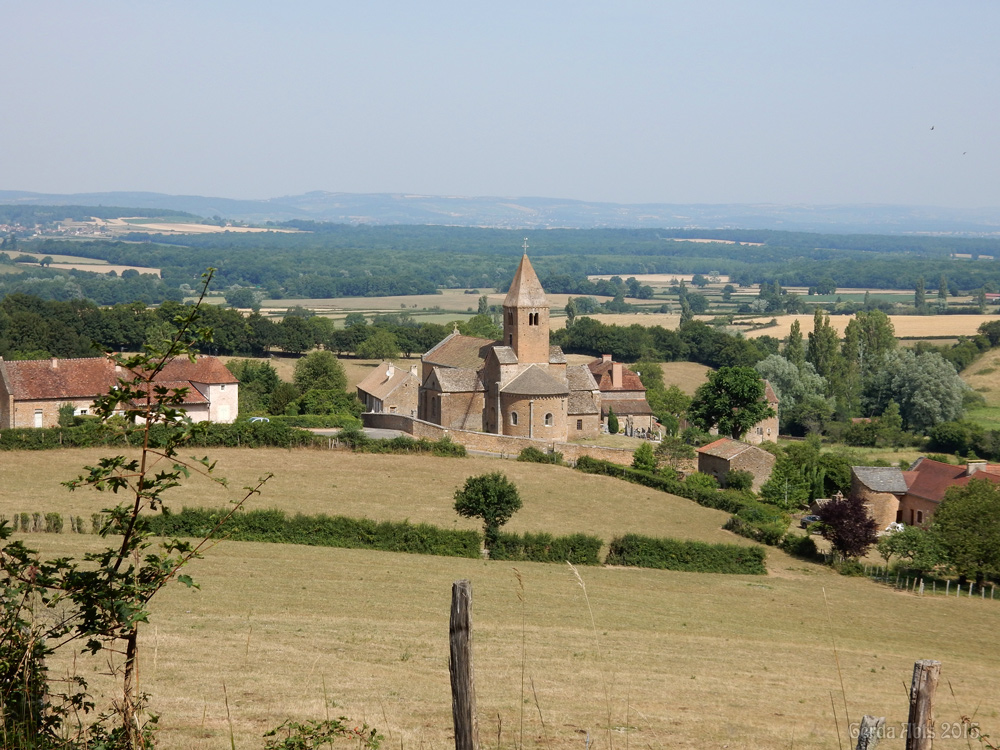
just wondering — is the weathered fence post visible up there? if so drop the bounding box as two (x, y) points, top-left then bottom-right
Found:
(905, 659), (941, 750)
(855, 715), (885, 750)
(450, 579), (480, 750)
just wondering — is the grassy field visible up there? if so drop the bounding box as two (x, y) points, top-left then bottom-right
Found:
(6, 449), (1000, 749)
(660, 361), (712, 395)
(742, 314), (995, 340)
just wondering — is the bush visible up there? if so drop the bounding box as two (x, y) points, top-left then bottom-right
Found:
(606, 534), (767, 574)
(779, 533), (819, 559)
(490, 531), (602, 565)
(517, 446), (563, 465)
(148, 508), (481, 558)
(337, 429), (466, 457)
(725, 469), (754, 491)
(268, 414), (362, 429)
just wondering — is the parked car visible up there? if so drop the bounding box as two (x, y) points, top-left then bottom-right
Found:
(249, 416), (270, 423)
(800, 514), (821, 529)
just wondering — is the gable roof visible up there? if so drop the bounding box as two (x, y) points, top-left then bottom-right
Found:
(852, 466), (908, 494)
(602, 399), (654, 417)
(697, 437), (763, 461)
(356, 363), (417, 401)
(156, 355), (238, 385)
(0, 357), (117, 400)
(566, 364), (598, 392)
(764, 380), (779, 404)
(430, 367), (485, 393)
(587, 358), (646, 392)
(568, 390), (600, 415)
(501, 365), (569, 396)
(423, 332), (496, 369)
(903, 458), (1000, 503)
(503, 254), (548, 308)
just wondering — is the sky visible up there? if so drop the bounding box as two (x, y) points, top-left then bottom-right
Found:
(2, 1), (998, 208)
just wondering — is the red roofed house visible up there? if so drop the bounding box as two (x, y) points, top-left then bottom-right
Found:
(588, 355), (656, 435)
(696, 437), (776, 491)
(418, 250), (601, 439)
(849, 457), (1000, 528)
(0, 355), (239, 428)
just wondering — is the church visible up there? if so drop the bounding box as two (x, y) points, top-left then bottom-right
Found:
(418, 252), (603, 440)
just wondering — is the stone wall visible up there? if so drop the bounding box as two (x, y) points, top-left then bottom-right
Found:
(363, 412), (634, 466)
(850, 476), (900, 530)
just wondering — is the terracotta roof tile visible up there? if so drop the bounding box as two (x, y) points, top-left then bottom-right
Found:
(356, 363), (418, 401)
(423, 333), (496, 369)
(602, 398), (654, 417)
(587, 359), (646, 392)
(2, 357), (117, 400)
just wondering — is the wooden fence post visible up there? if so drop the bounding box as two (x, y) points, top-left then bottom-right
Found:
(855, 715), (885, 750)
(905, 659), (941, 750)
(450, 580), (480, 750)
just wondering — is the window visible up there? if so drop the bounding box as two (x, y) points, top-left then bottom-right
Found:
(509, 334), (513, 345)
(544, 413), (553, 426)
(577, 419), (583, 430)
(510, 411), (518, 426)
(916, 510), (924, 524)
(528, 312), (539, 326)
(756, 427), (763, 435)
(220, 384), (226, 390)
(507, 311), (513, 324)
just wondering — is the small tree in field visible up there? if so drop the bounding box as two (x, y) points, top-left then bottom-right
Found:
(632, 442), (657, 473)
(454, 472), (523, 552)
(817, 492), (878, 559)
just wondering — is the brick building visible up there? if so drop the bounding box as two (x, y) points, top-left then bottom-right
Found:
(357, 362), (420, 416)
(587, 355), (656, 434)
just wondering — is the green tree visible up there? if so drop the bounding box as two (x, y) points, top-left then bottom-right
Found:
(915, 276), (926, 309)
(356, 328), (400, 360)
(564, 296), (578, 327)
(688, 366), (775, 440)
(454, 472), (523, 552)
(862, 349), (967, 432)
(784, 319), (805, 369)
(293, 349), (347, 393)
(806, 308), (841, 384)
(608, 408), (620, 435)
(933, 478), (1000, 584)
(876, 525), (943, 570)
(477, 294), (489, 315)
(632, 442), (656, 472)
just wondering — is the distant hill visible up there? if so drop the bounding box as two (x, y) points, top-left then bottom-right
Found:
(1, 189), (999, 234)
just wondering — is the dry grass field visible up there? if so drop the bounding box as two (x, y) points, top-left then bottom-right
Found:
(659, 362), (712, 395)
(742, 314), (995, 340)
(6, 448), (1000, 749)
(552, 313), (682, 331)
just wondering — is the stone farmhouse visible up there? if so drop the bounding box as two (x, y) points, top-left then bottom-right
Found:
(850, 457), (1000, 529)
(356, 362), (420, 416)
(587, 355), (656, 435)
(418, 252), (606, 441)
(746, 380), (780, 445)
(696, 437), (776, 491)
(0, 355), (238, 428)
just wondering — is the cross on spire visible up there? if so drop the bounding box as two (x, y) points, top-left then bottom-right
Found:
(522, 237), (529, 254)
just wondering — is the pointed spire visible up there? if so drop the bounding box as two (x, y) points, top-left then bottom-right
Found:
(504, 247), (547, 308)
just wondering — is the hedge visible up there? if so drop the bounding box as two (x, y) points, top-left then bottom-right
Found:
(336, 429), (466, 457)
(267, 414), (362, 430)
(147, 507), (481, 558)
(606, 534), (767, 575)
(490, 531), (602, 565)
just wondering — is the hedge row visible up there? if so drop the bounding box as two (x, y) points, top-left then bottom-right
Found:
(574, 456), (793, 550)
(268, 414), (362, 429)
(336, 429), (467, 457)
(606, 533), (767, 575)
(490, 531), (602, 565)
(147, 508), (482, 558)
(0, 420), (325, 451)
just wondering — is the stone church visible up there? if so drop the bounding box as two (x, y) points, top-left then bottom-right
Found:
(418, 253), (602, 440)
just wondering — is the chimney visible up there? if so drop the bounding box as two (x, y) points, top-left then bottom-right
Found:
(967, 460), (988, 475)
(612, 362), (623, 388)
(602, 354), (612, 364)
(386, 363), (395, 379)
(409, 364), (418, 377)
(51, 358), (58, 369)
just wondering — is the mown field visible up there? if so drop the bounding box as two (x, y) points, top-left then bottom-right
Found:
(742, 314), (995, 340)
(6, 448), (1000, 750)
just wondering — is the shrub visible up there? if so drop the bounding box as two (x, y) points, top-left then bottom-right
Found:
(490, 531), (602, 565)
(606, 534), (767, 575)
(518, 446), (563, 465)
(725, 469), (754, 491)
(779, 533), (819, 559)
(44, 513), (63, 534)
(148, 508), (481, 558)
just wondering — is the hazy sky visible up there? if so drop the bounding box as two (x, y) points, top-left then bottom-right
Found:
(3, 1), (998, 207)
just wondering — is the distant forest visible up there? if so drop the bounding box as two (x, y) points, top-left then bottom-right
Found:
(5, 211), (1000, 304)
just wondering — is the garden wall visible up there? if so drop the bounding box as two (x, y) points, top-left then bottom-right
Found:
(363, 412), (634, 466)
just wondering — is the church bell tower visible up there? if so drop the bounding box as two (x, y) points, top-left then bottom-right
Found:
(502, 240), (550, 364)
